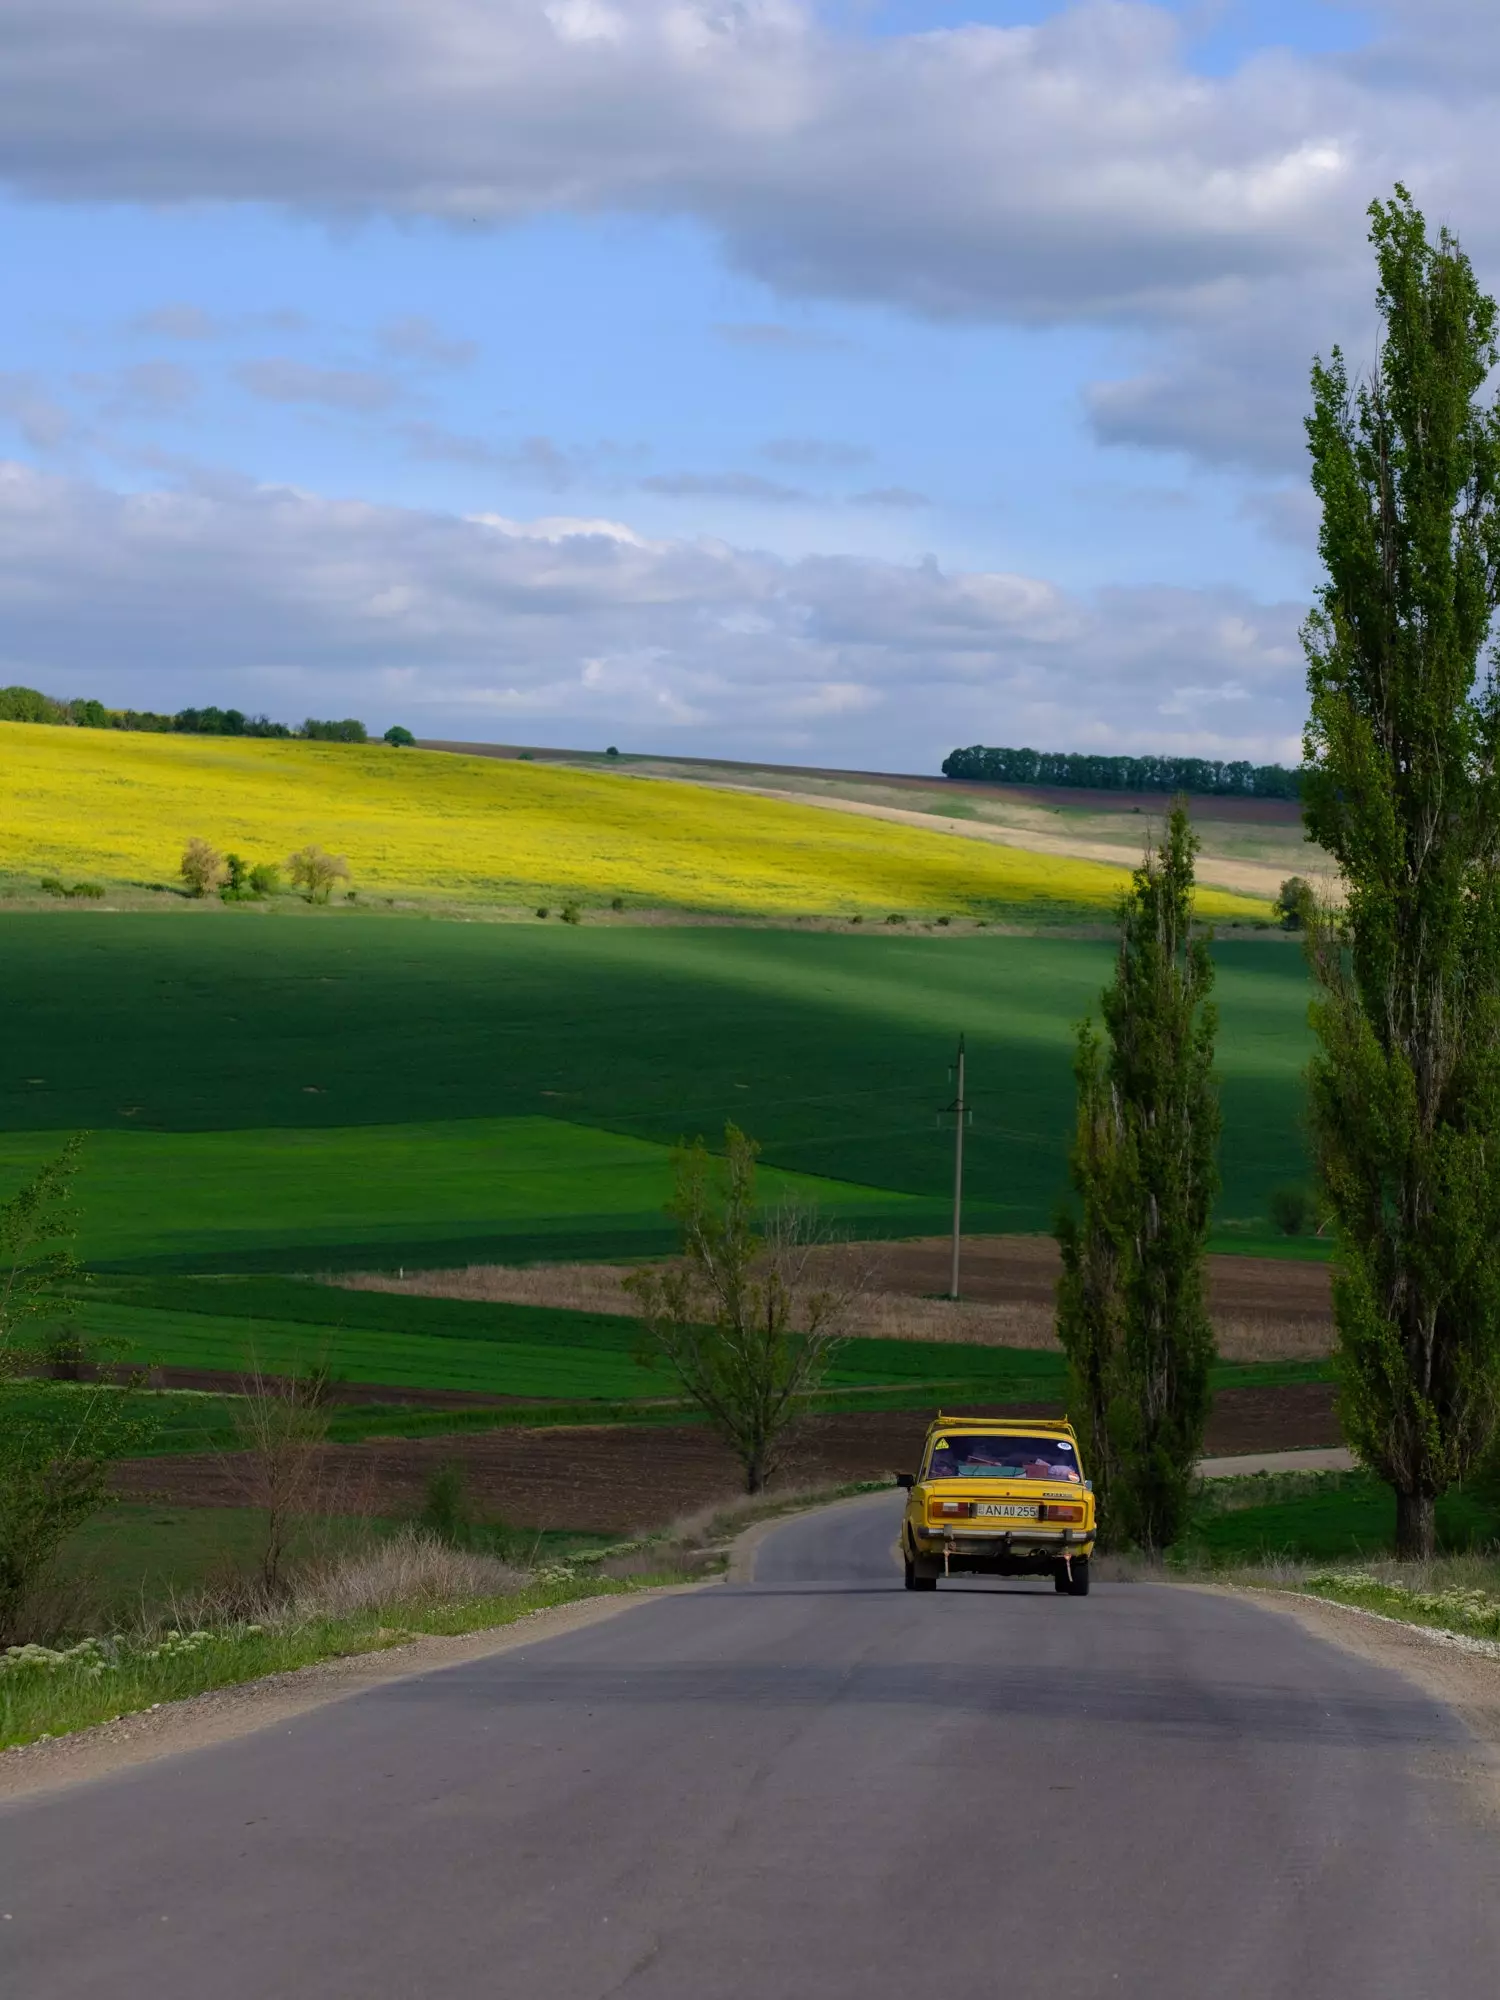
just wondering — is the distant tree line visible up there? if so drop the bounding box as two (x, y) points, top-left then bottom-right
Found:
(0, 683), (411, 747)
(940, 744), (1302, 799)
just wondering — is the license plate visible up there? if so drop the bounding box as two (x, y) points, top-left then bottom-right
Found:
(976, 1502), (1039, 1519)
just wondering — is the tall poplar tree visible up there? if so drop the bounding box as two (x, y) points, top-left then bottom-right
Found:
(1056, 804), (1220, 1552)
(1303, 188), (1500, 1559)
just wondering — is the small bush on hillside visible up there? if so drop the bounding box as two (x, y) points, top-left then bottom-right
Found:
(248, 862), (281, 896)
(1, 684), (66, 724)
(180, 838), (227, 897)
(301, 717), (367, 744)
(39, 878), (103, 901)
(560, 903), (582, 925)
(221, 853), (250, 899)
(885, 912), (906, 925)
(419, 1462), (472, 1547)
(849, 914), (862, 924)
(383, 725), (415, 747)
(287, 844), (351, 903)
(1276, 877), (1315, 931)
(936, 915), (951, 926)
(1269, 1185), (1315, 1237)
(610, 896), (624, 911)
(605, 746), (620, 759)
(535, 907), (549, 919)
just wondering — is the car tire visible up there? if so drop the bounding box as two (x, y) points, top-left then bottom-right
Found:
(1067, 1557), (1091, 1598)
(904, 1548), (938, 1591)
(1053, 1564), (1070, 1593)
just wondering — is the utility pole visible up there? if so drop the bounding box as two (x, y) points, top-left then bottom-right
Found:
(948, 1035), (966, 1301)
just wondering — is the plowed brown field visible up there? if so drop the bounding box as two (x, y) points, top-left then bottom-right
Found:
(112, 1384), (1340, 1533)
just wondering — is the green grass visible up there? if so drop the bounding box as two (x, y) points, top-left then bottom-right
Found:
(1185, 1468), (1500, 1564)
(44, 1274), (1330, 1451)
(0, 915), (1316, 1268)
(6, 1482), (894, 1749)
(0, 1572), (663, 1751)
(1295, 1564), (1500, 1642)
(55, 1503), (616, 1620)
(80, 1274), (1079, 1406)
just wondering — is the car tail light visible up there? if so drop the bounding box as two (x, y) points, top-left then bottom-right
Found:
(1039, 1503), (1084, 1523)
(929, 1499), (973, 1519)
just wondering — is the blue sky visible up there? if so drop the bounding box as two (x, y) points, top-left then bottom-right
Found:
(0, 0), (1494, 770)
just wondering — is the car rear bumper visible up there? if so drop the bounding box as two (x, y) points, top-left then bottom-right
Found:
(913, 1526), (1095, 1565)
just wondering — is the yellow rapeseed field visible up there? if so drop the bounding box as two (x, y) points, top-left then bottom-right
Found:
(0, 724), (1271, 919)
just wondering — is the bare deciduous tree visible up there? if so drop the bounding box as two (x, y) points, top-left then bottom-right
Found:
(625, 1125), (859, 1493)
(221, 1359), (331, 1593)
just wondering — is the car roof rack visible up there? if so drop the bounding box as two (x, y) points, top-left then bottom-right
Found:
(927, 1411), (1075, 1433)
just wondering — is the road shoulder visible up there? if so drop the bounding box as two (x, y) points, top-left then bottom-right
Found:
(1199, 1581), (1500, 1819)
(0, 1587), (704, 1807)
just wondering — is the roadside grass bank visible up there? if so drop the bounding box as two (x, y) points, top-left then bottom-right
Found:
(1278, 1562), (1500, 1645)
(1181, 1466), (1500, 1566)
(2, 1482), (890, 1753)
(1173, 1467), (1500, 1645)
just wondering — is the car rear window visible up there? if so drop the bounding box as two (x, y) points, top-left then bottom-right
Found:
(924, 1434), (1081, 1481)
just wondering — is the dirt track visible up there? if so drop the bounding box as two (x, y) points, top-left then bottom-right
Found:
(342, 1234), (1335, 1363)
(112, 1384), (1340, 1533)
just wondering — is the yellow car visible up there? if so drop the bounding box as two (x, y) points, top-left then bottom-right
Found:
(897, 1414), (1096, 1595)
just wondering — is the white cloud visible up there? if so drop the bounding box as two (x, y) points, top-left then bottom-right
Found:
(640, 470), (809, 502)
(86, 361), (199, 415)
(764, 436), (870, 469)
(0, 373), (77, 451)
(378, 315), (477, 368)
(234, 358), (402, 412)
(0, 4), (1493, 472)
(0, 458), (1306, 763)
(130, 303), (219, 341)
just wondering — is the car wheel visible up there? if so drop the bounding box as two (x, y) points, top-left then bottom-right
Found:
(1053, 1564), (1070, 1593)
(904, 1546), (938, 1591)
(1067, 1557), (1091, 1598)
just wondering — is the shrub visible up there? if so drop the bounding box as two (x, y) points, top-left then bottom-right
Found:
(287, 844), (351, 903)
(0, 684), (65, 724)
(419, 1462), (472, 1547)
(1275, 877), (1315, 931)
(383, 725), (415, 747)
(560, 903), (582, 925)
(885, 913), (906, 925)
(936, 915), (951, 927)
(248, 862), (281, 897)
(39, 879), (105, 901)
(290, 1529), (524, 1618)
(535, 907), (549, 919)
(1269, 1185), (1315, 1237)
(180, 838), (227, 897)
(223, 853), (250, 897)
(849, 914), (862, 924)
(610, 896), (624, 912)
(605, 746), (620, 759)
(301, 718), (367, 743)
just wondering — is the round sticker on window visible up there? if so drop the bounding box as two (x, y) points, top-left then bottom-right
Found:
(1056, 1441), (1073, 1451)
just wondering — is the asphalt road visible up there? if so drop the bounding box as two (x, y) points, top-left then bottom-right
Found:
(5, 1492), (1497, 1999)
